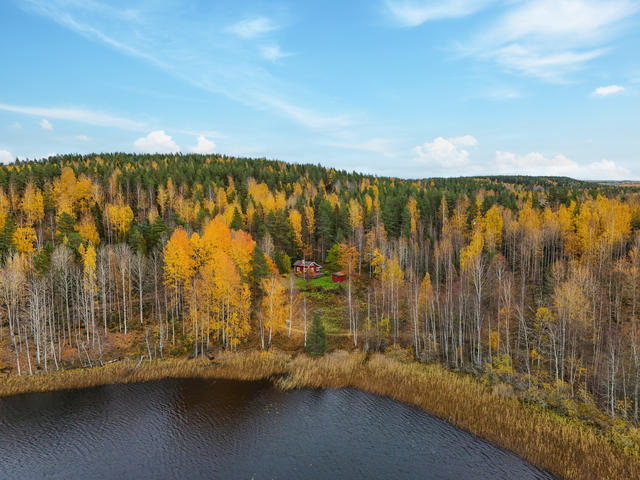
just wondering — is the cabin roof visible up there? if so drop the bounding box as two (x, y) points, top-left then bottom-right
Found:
(293, 260), (321, 267)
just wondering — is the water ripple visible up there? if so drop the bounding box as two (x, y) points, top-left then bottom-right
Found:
(0, 379), (556, 480)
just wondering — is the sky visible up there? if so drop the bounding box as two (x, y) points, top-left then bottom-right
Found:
(0, 0), (639, 180)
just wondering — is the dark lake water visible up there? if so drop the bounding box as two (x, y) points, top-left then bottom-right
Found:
(0, 379), (555, 479)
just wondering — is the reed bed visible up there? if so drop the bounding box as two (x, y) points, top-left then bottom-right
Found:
(2, 350), (638, 480)
(0, 351), (289, 397)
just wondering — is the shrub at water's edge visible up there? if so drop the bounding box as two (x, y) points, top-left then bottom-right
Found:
(1, 350), (638, 480)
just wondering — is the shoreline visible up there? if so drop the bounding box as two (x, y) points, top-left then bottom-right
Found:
(1, 350), (638, 480)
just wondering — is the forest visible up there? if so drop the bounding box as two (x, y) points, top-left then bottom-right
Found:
(1, 152), (640, 428)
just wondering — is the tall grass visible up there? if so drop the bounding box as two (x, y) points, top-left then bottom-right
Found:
(0, 351), (289, 397)
(2, 350), (638, 480)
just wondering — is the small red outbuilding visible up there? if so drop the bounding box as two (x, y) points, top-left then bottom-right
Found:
(331, 271), (347, 283)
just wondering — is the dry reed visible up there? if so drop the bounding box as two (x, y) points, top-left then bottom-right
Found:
(0, 351), (289, 397)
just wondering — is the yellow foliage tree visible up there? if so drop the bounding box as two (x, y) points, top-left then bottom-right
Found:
(260, 275), (288, 348)
(20, 182), (44, 225)
(163, 227), (196, 290)
(12, 226), (36, 255)
(77, 214), (100, 245)
(348, 198), (363, 235)
(52, 167), (77, 217)
(483, 205), (502, 252)
(107, 203), (134, 239)
(289, 209), (303, 247)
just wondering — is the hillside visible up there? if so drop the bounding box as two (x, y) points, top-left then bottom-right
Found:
(1, 153), (640, 441)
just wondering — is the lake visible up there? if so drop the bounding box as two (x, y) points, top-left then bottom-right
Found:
(0, 378), (555, 479)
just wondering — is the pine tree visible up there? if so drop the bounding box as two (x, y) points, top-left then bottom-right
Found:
(306, 312), (327, 356)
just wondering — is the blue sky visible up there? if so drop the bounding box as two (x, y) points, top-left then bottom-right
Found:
(0, 0), (639, 179)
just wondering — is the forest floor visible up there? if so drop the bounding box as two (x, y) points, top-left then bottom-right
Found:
(0, 349), (638, 480)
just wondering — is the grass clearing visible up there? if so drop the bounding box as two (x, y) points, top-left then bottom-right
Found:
(296, 274), (342, 291)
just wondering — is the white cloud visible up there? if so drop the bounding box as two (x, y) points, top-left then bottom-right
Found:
(10, 122), (22, 129)
(189, 135), (216, 154)
(40, 119), (53, 130)
(134, 130), (180, 153)
(226, 17), (278, 39)
(592, 85), (625, 96)
(494, 150), (633, 180)
(413, 135), (478, 168)
(0, 150), (14, 164)
(469, 0), (639, 80)
(385, 0), (494, 27)
(76, 135), (90, 141)
(260, 45), (292, 62)
(448, 135), (478, 147)
(0, 103), (144, 130)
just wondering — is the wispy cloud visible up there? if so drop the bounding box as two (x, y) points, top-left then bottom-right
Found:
(40, 119), (53, 130)
(388, 0), (640, 81)
(253, 93), (353, 132)
(260, 45), (293, 62)
(226, 17), (278, 39)
(134, 130), (180, 153)
(384, 0), (494, 27)
(0, 102), (144, 130)
(21, 1), (351, 136)
(470, 0), (639, 81)
(592, 85), (626, 96)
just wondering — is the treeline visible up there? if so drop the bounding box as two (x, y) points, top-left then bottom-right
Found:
(1, 153), (640, 424)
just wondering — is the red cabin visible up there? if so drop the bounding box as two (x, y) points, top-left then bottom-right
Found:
(332, 271), (347, 283)
(294, 260), (322, 277)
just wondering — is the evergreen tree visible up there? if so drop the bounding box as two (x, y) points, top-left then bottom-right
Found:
(230, 207), (244, 230)
(324, 243), (341, 271)
(274, 249), (291, 274)
(34, 241), (54, 274)
(250, 245), (269, 294)
(306, 312), (327, 356)
(0, 217), (15, 259)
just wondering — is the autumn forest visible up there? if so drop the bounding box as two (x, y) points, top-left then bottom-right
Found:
(2, 153), (640, 432)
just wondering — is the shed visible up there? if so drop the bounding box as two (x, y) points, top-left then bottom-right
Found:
(332, 271), (347, 283)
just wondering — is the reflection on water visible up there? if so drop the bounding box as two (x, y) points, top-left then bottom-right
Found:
(0, 378), (555, 479)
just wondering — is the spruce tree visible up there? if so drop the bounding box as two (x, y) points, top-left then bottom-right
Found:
(306, 312), (327, 356)
(250, 245), (269, 294)
(230, 207), (243, 230)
